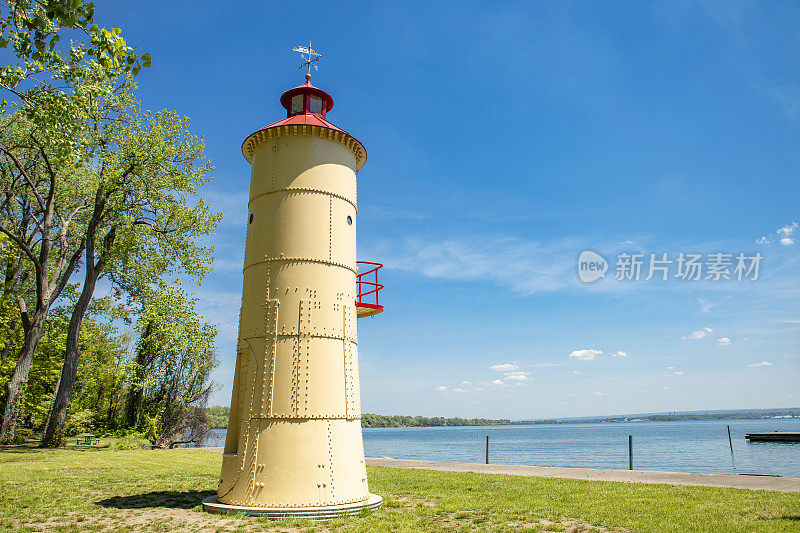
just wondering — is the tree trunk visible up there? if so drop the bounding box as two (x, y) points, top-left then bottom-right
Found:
(0, 307), (48, 443)
(125, 321), (151, 429)
(39, 273), (97, 447)
(125, 384), (144, 429)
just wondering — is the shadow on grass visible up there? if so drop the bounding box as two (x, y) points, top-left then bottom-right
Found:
(0, 443), (111, 454)
(763, 515), (800, 521)
(96, 490), (215, 510)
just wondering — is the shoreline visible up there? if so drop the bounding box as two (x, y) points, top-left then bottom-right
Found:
(191, 447), (800, 493)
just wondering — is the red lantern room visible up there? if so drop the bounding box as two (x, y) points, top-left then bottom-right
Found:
(279, 79), (335, 119)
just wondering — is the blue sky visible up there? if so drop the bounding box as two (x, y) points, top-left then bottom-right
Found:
(99, 1), (799, 419)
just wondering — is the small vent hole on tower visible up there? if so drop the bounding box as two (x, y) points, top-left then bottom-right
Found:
(346, 215), (352, 226)
(249, 213), (254, 224)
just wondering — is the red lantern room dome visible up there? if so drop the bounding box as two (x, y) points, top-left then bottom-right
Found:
(241, 75), (367, 169)
(280, 79), (334, 119)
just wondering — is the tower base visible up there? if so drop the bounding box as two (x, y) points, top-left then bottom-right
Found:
(201, 493), (382, 521)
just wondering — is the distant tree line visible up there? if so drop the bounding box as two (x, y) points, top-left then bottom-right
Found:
(204, 408), (513, 430)
(362, 414), (513, 428)
(206, 405), (230, 429)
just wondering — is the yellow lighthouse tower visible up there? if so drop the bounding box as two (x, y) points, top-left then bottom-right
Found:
(203, 47), (383, 518)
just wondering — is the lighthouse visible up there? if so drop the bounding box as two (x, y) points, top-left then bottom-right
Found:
(203, 45), (384, 518)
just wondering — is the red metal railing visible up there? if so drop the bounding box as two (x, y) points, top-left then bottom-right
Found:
(356, 261), (384, 310)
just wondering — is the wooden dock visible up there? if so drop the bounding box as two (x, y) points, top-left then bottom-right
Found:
(745, 432), (800, 442)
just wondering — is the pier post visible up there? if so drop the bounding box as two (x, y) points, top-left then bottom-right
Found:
(485, 435), (489, 464)
(628, 435), (633, 470)
(727, 425), (733, 453)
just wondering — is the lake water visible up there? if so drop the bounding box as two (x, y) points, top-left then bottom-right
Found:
(201, 418), (800, 477)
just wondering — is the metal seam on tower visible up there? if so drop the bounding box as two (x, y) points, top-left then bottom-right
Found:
(242, 257), (357, 274)
(247, 188), (357, 213)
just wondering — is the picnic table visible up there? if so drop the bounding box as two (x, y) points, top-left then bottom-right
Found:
(76, 433), (100, 445)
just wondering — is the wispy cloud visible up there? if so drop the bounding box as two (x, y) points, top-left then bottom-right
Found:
(374, 235), (583, 294)
(194, 289), (242, 343)
(610, 351), (628, 357)
(717, 337), (732, 346)
(682, 327), (712, 340)
(748, 361), (773, 368)
(698, 297), (715, 313)
(489, 362), (519, 372)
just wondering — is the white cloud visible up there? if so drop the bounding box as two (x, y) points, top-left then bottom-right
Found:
(452, 388), (467, 393)
(610, 351), (628, 357)
(593, 392), (606, 397)
(573, 370), (580, 375)
(682, 327), (712, 340)
(505, 371), (530, 382)
(778, 222), (798, 246)
(673, 371), (686, 375)
(761, 222), (798, 246)
(434, 385), (447, 392)
(460, 381), (473, 386)
(489, 362), (519, 372)
(569, 349), (602, 361)
(748, 361), (773, 368)
(666, 366), (675, 370)
(717, 337), (732, 346)
(491, 379), (505, 386)
(372, 234), (587, 295)
(698, 298), (714, 313)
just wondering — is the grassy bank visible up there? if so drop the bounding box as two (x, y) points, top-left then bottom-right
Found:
(0, 444), (798, 532)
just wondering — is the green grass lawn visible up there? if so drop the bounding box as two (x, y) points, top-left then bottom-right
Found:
(0, 443), (798, 532)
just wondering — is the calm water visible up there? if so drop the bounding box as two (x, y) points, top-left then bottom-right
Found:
(202, 418), (800, 477)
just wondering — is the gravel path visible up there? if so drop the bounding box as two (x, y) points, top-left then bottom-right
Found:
(366, 457), (800, 493)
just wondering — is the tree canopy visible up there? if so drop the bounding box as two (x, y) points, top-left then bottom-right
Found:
(0, 0), (222, 447)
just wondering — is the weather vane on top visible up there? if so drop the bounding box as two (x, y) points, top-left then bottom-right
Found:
(292, 41), (322, 81)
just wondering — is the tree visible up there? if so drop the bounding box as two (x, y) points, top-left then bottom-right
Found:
(0, 0), (148, 443)
(37, 78), (220, 446)
(0, 112), (88, 442)
(125, 283), (218, 448)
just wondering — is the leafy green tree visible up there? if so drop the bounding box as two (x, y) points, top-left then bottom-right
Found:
(205, 405), (229, 429)
(0, 0), (148, 102)
(0, 0), (149, 443)
(125, 283), (218, 448)
(0, 112), (88, 442)
(37, 76), (220, 445)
